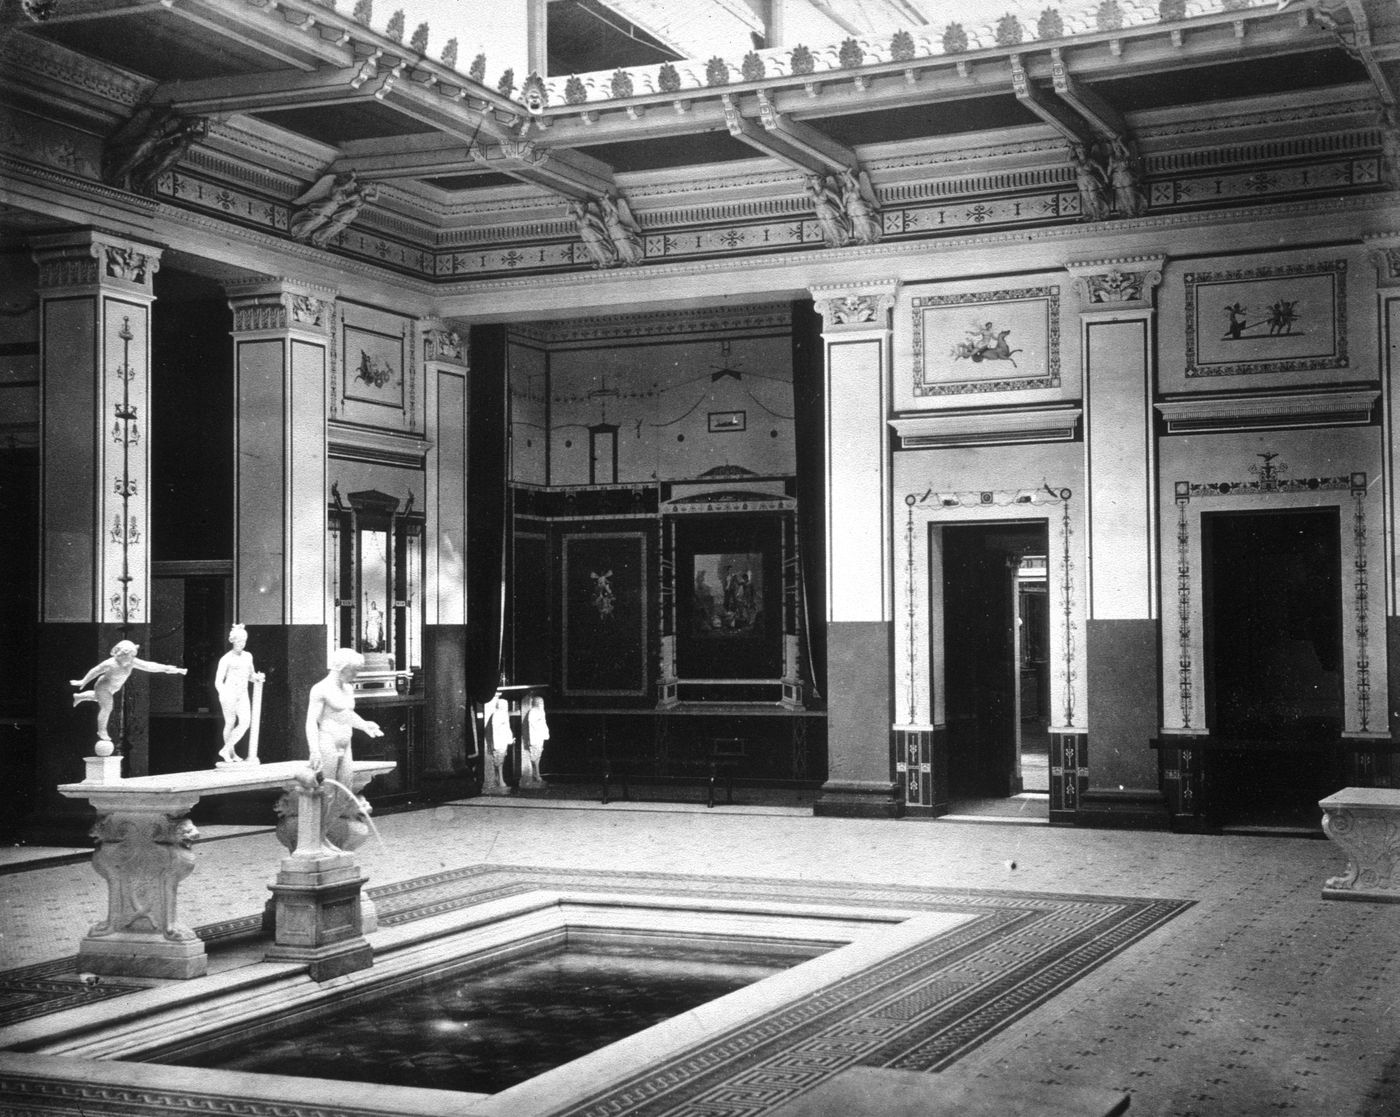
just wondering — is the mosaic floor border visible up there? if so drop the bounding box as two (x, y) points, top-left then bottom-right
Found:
(0, 863), (1190, 1117)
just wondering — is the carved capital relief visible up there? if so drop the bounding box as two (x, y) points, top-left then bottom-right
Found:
(226, 281), (336, 334)
(810, 280), (900, 332)
(31, 233), (162, 293)
(422, 321), (467, 365)
(1065, 255), (1165, 310)
(1364, 233), (1400, 289)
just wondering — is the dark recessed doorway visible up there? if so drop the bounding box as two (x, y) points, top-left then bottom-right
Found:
(1202, 508), (1345, 830)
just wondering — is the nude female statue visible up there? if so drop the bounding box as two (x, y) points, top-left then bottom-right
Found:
(214, 624), (264, 764)
(72, 640), (186, 745)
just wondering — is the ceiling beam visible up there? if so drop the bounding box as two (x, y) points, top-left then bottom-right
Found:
(469, 140), (617, 199)
(149, 65), (379, 113)
(721, 94), (836, 174)
(1009, 54), (1092, 149)
(756, 91), (856, 173)
(332, 132), (616, 197)
(159, 0), (350, 72)
(1049, 50), (1127, 141)
(150, 58), (521, 144)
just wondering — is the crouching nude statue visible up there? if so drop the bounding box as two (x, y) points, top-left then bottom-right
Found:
(274, 648), (383, 855)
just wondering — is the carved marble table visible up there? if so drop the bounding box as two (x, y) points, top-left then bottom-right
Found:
(1319, 787), (1400, 903)
(58, 758), (394, 978)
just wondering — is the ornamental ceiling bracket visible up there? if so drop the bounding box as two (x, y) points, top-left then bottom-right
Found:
(372, 59), (409, 101)
(755, 90), (854, 174)
(350, 49), (384, 90)
(1009, 54), (1092, 149)
(721, 93), (841, 176)
(1049, 49), (1127, 143)
(1313, 0), (1397, 111)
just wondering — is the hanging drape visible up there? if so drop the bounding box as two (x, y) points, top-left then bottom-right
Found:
(791, 300), (827, 702)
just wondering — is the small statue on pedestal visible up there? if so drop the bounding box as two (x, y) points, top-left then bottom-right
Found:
(72, 641), (186, 756)
(520, 692), (549, 788)
(482, 689), (513, 794)
(214, 623), (265, 765)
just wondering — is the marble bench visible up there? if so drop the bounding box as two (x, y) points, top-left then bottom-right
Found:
(58, 757), (394, 979)
(1319, 787), (1400, 903)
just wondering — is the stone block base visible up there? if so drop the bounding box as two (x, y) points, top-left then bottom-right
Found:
(1076, 788), (1171, 831)
(265, 851), (374, 981)
(76, 932), (207, 980)
(813, 780), (905, 819)
(264, 937), (374, 982)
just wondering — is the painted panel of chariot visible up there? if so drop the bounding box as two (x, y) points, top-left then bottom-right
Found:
(912, 286), (1060, 397)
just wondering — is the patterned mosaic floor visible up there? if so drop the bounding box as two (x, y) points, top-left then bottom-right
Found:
(2, 800), (1399, 1116)
(0, 861), (1186, 1116)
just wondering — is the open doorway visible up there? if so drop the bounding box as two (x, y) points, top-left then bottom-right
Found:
(941, 521), (1050, 813)
(1014, 556), (1051, 793)
(1202, 508), (1344, 830)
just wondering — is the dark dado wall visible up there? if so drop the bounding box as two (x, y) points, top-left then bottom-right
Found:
(1082, 618), (1168, 829)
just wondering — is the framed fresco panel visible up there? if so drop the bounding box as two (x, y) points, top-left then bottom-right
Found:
(1184, 260), (1347, 378)
(562, 532), (648, 697)
(912, 286), (1060, 397)
(675, 515), (781, 681)
(343, 323), (406, 409)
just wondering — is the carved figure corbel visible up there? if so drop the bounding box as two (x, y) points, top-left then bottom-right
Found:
(1106, 138), (1147, 218)
(290, 171), (378, 248)
(806, 173), (850, 248)
(839, 167), (882, 245)
(600, 191), (644, 265)
(1069, 143), (1110, 222)
(21, 0), (59, 21)
(567, 197), (617, 268)
(103, 111), (210, 196)
(1379, 105), (1400, 189)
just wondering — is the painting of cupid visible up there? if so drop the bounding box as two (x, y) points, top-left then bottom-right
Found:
(343, 323), (405, 407)
(952, 320), (1023, 367)
(912, 286), (1059, 396)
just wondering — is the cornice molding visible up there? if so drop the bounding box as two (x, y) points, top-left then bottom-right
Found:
(519, 302), (793, 345)
(891, 406), (1082, 449)
(433, 192), (1395, 306)
(0, 31), (151, 108)
(327, 422), (431, 467)
(1155, 391), (1379, 434)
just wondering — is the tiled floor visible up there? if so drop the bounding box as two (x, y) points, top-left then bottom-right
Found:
(2, 796), (1397, 1115)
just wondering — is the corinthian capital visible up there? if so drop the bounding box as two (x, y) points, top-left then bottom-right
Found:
(809, 280), (900, 331)
(1065, 255), (1165, 309)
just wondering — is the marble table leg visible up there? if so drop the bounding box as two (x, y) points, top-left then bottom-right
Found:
(1321, 805), (1400, 903)
(77, 810), (207, 979)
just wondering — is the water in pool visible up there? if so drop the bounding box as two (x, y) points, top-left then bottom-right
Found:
(172, 943), (805, 1094)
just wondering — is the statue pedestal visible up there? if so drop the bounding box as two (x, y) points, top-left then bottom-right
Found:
(263, 779), (375, 981)
(77, 927), (207, 980)
(264, 852), (374, 981)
